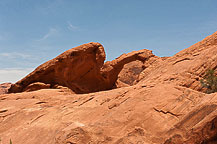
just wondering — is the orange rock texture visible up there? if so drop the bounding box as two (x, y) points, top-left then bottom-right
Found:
(0, 83), (11, 95)
(0, 31), (217, 144)
(8, 42), (155, 94)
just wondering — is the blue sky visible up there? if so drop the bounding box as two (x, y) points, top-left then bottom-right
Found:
(0, 0), (217, 83)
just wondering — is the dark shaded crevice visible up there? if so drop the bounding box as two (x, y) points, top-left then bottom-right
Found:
(0, 109), (7, 113)
(172, 58), (191, 65)
(153, 108), (181, 118)
(78, 97), (94, 106)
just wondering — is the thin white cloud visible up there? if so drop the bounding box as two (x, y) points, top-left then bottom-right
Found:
(0, 68), (34, 83)
(37, 27), (58, 41)
(0, 52), (32, 59)
(67, 22), (79, 31)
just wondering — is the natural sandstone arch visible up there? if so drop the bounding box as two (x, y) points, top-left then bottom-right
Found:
(8, 42), (155, 94)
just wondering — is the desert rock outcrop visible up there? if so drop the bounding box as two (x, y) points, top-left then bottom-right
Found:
(138, 31), (217, 93)
(9, 42), (155, 94)
(0, 31), (217, 144)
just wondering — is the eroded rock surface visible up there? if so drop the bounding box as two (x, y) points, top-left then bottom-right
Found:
(9, 42), (155, 94)
(1, 84), (217, 144)
(138, 31), (217, 93)
(115, 55), (161, 88)
(115, 60), (144, 88)
(0, 83), (12, 95)
(1, 31), (217, 144)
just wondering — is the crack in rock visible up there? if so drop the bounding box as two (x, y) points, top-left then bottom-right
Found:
(173, 58), (191, 65)
(153, 107), (181, 118)
(78, 97), (94, 106)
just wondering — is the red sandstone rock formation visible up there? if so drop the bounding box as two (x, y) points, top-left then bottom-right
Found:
(115, 60), (145, 88)
(0, 83), (12, 95)
(137, 31), (217, 93)
(0, 32), (217, 144)
(8, 42), (155, 94)
(115, 56), (161, 88)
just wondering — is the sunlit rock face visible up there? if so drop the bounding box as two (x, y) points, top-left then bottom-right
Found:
(8, 42), (155, 94)
(1, 32), (217, 144)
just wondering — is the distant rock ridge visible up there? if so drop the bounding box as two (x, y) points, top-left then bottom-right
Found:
(8, 42), (156, 94)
